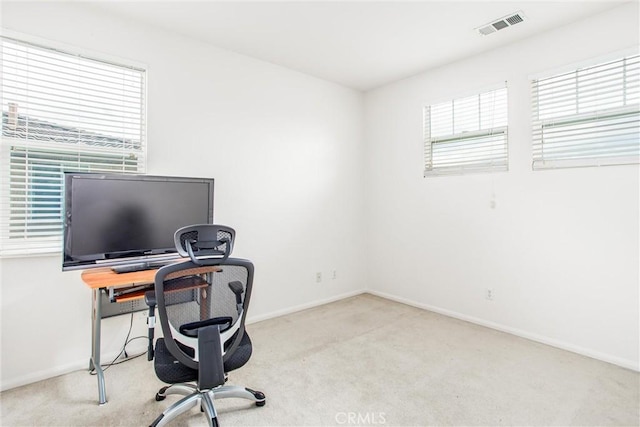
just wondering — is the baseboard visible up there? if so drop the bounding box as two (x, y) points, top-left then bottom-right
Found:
(3, 287), (635, 391)
(367, 289), (639, 372)
(0, 347), (146, 392)
(246, 288), (367, 325)
(1, 290), (368, 392)
(0, 359), (84, 392)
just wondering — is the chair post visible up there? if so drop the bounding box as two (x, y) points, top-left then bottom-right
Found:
(145, 290), (157, 361)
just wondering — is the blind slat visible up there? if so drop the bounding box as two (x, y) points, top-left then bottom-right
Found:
(1, 36), (147, 255)
(531, 54), (639, 170)
(425, 86), (508, 176)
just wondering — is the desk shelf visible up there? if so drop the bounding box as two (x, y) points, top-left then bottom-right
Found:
(115, 275), (209, 302)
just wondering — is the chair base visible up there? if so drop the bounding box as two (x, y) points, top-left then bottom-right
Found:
(150, 383), (266, 427)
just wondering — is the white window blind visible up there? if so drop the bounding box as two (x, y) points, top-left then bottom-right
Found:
(1, 37), (146, 255)
(424, 86), (508, 176)
(531, 54), (640, 169)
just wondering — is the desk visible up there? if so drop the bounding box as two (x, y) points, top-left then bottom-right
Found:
(81, 264), (220, 405)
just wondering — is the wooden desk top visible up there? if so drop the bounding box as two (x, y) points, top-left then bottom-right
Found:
(81, 267), (158, 289)
(81, 264), (221, 289)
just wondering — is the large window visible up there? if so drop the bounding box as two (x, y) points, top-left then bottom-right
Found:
(531, 54), (639, 169)
(1, 36), (146, 255)
(423, 86), (508, 176)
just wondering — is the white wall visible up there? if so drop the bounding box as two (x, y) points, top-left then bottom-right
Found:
(364, 3), (639, 370)
(1, 1), (638, 393)
(0, 2), (366, 390)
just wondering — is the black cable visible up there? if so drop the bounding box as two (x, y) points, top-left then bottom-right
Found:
(122, 310), (134, 358)
(89, 312), (148, 375)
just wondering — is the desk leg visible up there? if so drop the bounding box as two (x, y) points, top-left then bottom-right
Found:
(90, 288), (107, 405)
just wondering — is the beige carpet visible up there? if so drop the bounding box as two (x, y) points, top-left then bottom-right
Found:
(1, 293), (638, 426)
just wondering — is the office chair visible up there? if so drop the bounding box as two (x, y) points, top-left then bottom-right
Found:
(146, 224), (265, 427)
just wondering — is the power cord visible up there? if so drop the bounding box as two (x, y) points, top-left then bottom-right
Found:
(90, 312), (148, 375)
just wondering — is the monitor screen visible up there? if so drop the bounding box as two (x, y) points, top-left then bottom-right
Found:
(62, 173), (214, 271)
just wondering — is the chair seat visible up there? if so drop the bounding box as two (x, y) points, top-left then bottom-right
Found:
(154, 332), (253, 384)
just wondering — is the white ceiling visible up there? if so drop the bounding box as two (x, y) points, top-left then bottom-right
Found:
(90, 1), (629, 91)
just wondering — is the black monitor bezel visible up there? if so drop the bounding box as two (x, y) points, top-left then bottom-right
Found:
(62, 173), (214, 271)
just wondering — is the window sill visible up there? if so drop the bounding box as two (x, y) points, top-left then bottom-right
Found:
(0, 248), (61, 259)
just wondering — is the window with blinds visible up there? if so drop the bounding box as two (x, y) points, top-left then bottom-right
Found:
(424, 86), (508, 176)
(1, 37), (146, 255)
(531, 54), (639, 170)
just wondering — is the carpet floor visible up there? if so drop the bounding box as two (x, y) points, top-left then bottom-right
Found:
(1, 293), (638, 426)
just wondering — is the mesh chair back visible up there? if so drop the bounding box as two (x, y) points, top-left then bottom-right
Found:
(155, 258), (254, 371)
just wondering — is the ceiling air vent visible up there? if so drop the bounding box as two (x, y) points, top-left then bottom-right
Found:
(476, 11), (526, 36)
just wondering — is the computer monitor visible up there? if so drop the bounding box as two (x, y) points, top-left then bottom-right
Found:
(62, 173), (214, 271)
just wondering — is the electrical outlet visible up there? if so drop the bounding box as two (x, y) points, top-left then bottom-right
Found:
(486, 288), (494, 300)
(316, 272), (322, 283)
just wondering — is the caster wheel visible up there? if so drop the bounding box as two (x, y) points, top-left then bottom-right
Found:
(246, 387), (266, 406)
(155, 393), (166, 401)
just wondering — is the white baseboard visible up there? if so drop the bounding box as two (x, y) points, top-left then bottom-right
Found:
(1, 360), (83, 392)
(367, 289), (639, 372)
(0, 344), (148, 392)
(0, 291), (368, 392)
(3, 287), (636, 392)
(246, 289), (367, 325)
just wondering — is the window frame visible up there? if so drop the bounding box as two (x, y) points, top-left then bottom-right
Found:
(423, 84), (509, 177)
(1, 32), (147, 256)
(530, 50), (639, 170)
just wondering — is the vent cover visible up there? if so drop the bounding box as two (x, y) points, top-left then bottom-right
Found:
(477, 11), (526, 36)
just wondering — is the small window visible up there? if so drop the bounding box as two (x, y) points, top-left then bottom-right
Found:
(531, 54), (639, 169)
(1, 36), (146, 255)
(423, 86), (508, 176)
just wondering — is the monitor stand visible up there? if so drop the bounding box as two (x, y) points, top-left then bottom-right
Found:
(111, 261), (166, 274)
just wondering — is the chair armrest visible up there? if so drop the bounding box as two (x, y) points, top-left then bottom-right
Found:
(144, 290), (156, 307)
